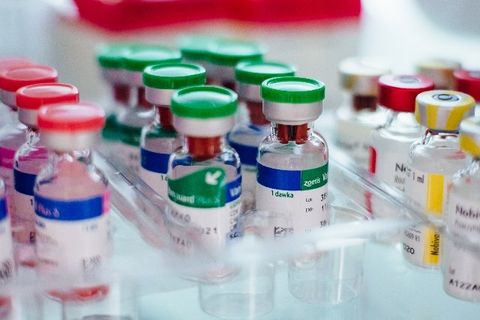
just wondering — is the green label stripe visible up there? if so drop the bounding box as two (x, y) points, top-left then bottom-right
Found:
(117, 123), (143, 147)
(168, 167), (226, 208)
(301, 164), (328, 191)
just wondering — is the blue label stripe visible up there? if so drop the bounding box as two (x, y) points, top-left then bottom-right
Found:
(225, 175), (242, 203)
(141, 148), (170, 174)
(228, 140), (258, 167)
(14, 169), (37, 196)
(257, 163), (302, 191)
(34, 194), (105, 221)
(0, 198), (7, 220)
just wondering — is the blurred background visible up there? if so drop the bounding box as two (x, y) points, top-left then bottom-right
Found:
(1, 0), (480, 110)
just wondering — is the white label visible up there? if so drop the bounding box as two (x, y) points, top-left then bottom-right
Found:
(374, 149), (411, 193)
(140, 167), (168, 199)
(443, 194), (480, 300)
(117, 144), (140, 174)
(0, 216), (14, 284)
(12, 191), (35, 246)
(402, 225), (441, 267)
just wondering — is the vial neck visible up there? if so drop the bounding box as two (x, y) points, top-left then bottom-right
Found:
(424, 129), (458, 140)
(25, 127), (40, 146)
(131, 87), (152, 109)
(352, 94), (377, 112)
(385, 110), (418, 129)
(52, 149), (92, 166)
(185, 136), (222, 161)
(273, 123), (310, 144)
(155, 106), (175, 131)
(222, 79), (235, 91)
(112, 84), (130, 105)
(246, 100), (269, 126)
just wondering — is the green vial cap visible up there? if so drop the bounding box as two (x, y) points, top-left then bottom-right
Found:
(171, 85), (237, 119)
(178, 35), (220, 61)
(261, 76), (326, 104)
(143, 63), (206, 89)
(122, 46), (182, 72)
(235, 61), (296, 85)
(96, 43), (135, 69)
(208, 40), (264, 67)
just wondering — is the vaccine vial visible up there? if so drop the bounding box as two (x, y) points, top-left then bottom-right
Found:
(403, 90), (475, 268)
(178, 35), (219, 84)
(454, 69), (480, 116)
(0, 179), (13, 317)
(96, 43), (132, 143)
(336, 57), (389, 169)
(0, 65), (58, 214)
(34, 102), (110, 301)
(117, 46), (182, 174)
(13, 83), (79, 267)
(369, 75), (434, 192)
(207, 40), (264, 90)
(416, 58), (461, 89)
(168, 85), (241, 252)
(443, 117), (480, 301)
(229, 61), (295, 207)
(0, 58), (32, 125)
(256, 76), (328, 234)
(140, 63), (206, 198)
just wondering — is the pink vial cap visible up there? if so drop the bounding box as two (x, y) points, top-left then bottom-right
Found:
(0, 65), (58, 92)
(16, 83), (79, 110)
(38, 102), (105, 133)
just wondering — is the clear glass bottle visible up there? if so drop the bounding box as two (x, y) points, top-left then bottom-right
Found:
(178, 35), (219, 85)
(229, 61), (295, 207)
(117, 45), (182, 174)
(0, 178), (14, 316)
(403, 90), (475, 268)
(140, 63), (206, 198)
(454, 69), (480, 116)
(0, 65), (58, 216)
(416, 58), (461, 90)
(0, 58), (32, 127)
(12, 83), (79, 267)
(34, 102), (110, 302)
(168, 85), (241, 254)
(256, 76), (328, 234)
(369, 75), (434, 194)
(443, 116), (480, 301)
(335, 57), (389, 169)
(96, 43), (132, 144)
(207, 40), (264, 91)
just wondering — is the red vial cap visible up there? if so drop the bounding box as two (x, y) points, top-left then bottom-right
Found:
(454, 70), (480, 102)
(0, 58), (32, 72)
(0, 65), (58, 92)
(378, 74), (434, 112)
(38, 102), (105, 132)
(16, 83), (79, 110)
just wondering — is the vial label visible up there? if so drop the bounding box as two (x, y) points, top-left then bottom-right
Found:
(140, 148), (170, 198)
(168, 167), (242, 251)
(35, 193), (111, 277)
(228, 137), (259, 167)
(12, 169), (36, 246)
(371, 146), (411, 192)
(402, 225), (441, 267)
(406, 168), (448, 216)
(336, 116), (375, 169)
(117, 144), (140, 174)
(0, 198), (14, 284)
(443, 194), (480, 300)
(255, 162), (329, 233)
(0, 147), (15, 214)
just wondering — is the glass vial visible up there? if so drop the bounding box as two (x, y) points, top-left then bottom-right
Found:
(0, 179), (14, 317)
(207, 40), (264, 91)
(178, 35), (219, 84)
(403, 90), (475, 268)
(335, 57), (389, 169)
(256, 76), (328, 234)
(116, 46), (181, 174)
(168, 85), (241, 254)
(443, 116), (480, 301)
(0, 65), (58, 216)
(229, 61), (295, 207)
(13, 83), (79, 267)
(34, 102), (110, 302)
(416, 58), (461, 90)
(140, 63), (206, 198)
